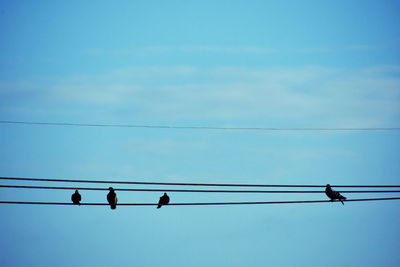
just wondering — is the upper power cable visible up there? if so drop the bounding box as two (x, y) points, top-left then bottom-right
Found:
(1, 120), (400, 131)
(1, 176), (400, 188)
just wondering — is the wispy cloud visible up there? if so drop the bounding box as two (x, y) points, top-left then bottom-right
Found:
(345, 44), (380, 51)
(83, 46), (278, 56)
(83, 42), (393, 57)
(1, 65), (399, 127)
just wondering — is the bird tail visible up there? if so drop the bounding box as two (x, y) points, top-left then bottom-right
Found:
(111, 204), (116, 209)
(157, 204), (161, 209)
(339, 195), (346, 205)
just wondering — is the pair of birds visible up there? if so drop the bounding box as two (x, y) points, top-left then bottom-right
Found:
(71, 188), (170, 209)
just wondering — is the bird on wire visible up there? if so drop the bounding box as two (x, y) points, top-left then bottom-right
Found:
(157, 193), (170, 209)
(107, 187), (118, 209)
(325, 184), (347, 205)
(71, 189), (81, 205)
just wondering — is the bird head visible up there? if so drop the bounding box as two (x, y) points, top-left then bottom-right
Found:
(109, 187), (114, 191)
(326, 184), (331, 187)
(75, 189), (79, 193)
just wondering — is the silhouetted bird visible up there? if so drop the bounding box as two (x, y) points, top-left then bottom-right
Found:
(107, 187), (118, 209)
(71, 189), (81, 205)
(325, 184), (346, 205)
(157, 193), (170, 209)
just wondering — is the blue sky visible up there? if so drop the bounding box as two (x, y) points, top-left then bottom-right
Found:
(0, 1), (400, 266)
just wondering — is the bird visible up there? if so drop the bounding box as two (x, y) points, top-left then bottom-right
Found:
(71, 189), (81, 205)
(325, 184), (346, 205)
(157, 193), (170, 209)
(107, 187), (118, 209)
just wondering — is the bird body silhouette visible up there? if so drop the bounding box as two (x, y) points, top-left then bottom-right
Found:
(71, 189), (81, 205)
(157, 193), (170, 209)
(325, 184), (346, 205)
(107, 187), (118, 209)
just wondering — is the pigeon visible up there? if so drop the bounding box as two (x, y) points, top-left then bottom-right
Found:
(157, 193), (170, 209)
(107, 187), (118, 210)
(325, 184), (346, 205)
(71, 189), (81, 205)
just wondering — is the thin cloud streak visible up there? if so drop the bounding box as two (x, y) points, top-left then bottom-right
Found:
(82, 42), (394, 57)
(83, 46), (278, 56)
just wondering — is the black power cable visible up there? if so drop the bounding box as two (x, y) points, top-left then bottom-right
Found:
(1, 176), (400, 188)
(1, 120), (400, 131)
(1, 184), (400, 193)
(1, 197), (400, 206)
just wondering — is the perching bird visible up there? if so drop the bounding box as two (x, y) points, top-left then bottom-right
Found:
(157, 193), (170, 209)
(71, 189), (81, 205)
(325, 184), (346, 205)
(107, 187), (118, 209)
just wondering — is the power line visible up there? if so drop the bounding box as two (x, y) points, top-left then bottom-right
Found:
(1, 184), (400, 193)
(1, 197), (400, 206)
(1, 120), (400, 131)
(1, 176), (400, 188)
